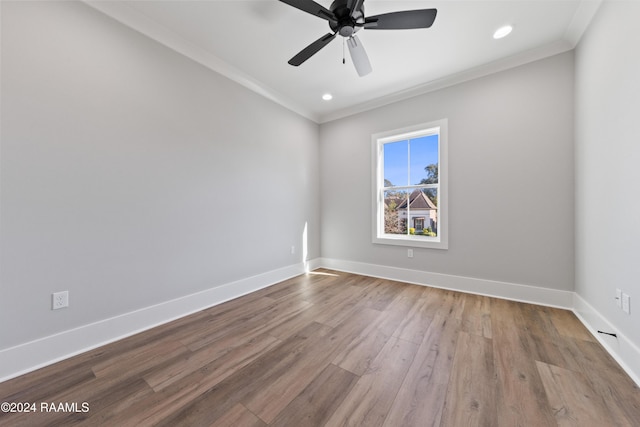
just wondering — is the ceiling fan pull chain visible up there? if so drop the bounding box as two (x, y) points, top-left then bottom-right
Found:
(342, 38), (346, 64)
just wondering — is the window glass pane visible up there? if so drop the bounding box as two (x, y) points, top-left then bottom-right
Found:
(409, 134), (439, 185)
(384, 189), (409, 235)
(383, 140), (408, 187)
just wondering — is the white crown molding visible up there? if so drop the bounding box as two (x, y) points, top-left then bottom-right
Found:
(564, 0), (603, 46)
(83, 1), (599, 126)
(319, 39), (574, 123)
(82, 1), (320, 123)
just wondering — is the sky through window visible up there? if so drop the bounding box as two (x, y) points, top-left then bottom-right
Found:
(383, 134), (438, 187)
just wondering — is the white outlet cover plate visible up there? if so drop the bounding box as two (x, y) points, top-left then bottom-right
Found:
(52, 291), (69, 310)
(622, 293), (630, 314)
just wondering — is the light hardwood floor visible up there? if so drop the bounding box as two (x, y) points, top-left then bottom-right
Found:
(1, 270), (639, 426)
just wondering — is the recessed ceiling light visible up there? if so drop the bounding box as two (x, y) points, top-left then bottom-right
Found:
(322, 93), (333, 101)
(493, 25), (513, 39)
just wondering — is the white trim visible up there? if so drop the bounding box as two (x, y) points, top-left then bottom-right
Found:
(572, 293), (640, 387)
(0, 259), (321, 383)
(371, 119), (448, 250)
(564, 0), (603, 46)
(319, 40), (574, 124)
(3, 257), (638, 390)
(82, 1), (319, 123)
(319, 258), (573, 309)
(318, 258), (639, 387)
(82, 2), (593, 126)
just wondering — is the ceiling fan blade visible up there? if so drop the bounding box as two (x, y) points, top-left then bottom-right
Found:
(364, 9), (437, 30)
(288, 32), (337, 66)
(347, 35), (372, 77)
(279, 0), (337, 22)
(347, 0), (364, 19)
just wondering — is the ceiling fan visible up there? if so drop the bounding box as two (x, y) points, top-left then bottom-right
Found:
(279, 0), (437, 76)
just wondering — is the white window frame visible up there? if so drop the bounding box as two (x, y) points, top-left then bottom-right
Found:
(371, 119), (448, 249)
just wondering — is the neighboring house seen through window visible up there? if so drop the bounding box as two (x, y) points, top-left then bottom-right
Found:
(372, 119), (448, 249)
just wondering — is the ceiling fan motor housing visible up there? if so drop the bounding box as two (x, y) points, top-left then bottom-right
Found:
(329, 0), (364, 37)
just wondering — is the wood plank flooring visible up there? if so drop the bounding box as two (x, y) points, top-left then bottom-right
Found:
(1, 269), (639, 426)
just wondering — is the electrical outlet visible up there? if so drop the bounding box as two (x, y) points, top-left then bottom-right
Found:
(622, 293), (630, 315)
(616, 288), (622, 308)
(52, 291), (69, 310)
(290, 246), (295, 255)
(407, 249), (413, 258)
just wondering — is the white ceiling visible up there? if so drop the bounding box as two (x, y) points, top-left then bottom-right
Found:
(85, 0), (601, 123)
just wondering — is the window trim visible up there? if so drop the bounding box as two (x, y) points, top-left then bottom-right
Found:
(371, 119), (448, 250)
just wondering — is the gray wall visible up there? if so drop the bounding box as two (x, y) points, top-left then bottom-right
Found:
(320, 52), (575, 291)
(8, 0), (633, 362)
(575, 1), (640, 349)
(0, 1), (320, 349)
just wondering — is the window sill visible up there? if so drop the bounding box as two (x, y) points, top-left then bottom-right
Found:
(373, 234), (448, 250)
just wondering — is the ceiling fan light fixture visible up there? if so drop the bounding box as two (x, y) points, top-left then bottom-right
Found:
(493, 25), (513, 39)
(322, 93), (333, 101)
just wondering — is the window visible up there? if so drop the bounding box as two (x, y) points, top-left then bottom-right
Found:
(372, 119), (448, 249)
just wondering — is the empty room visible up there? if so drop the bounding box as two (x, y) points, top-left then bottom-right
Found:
(1, 0), (639, 425)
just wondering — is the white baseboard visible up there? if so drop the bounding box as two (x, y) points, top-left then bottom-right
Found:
(3, 257), (638, 390)
(318, 258), (640, 387)
(0, 259), (321, 383)
(318, 258), (574, 309)
(572, 293), (640, 387)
